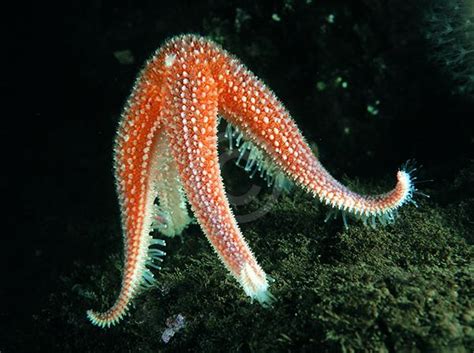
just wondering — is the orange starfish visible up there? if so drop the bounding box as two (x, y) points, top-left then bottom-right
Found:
(87, 34), (415, 327)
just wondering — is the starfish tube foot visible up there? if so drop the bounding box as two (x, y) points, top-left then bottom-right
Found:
(87, 34), (416, 327)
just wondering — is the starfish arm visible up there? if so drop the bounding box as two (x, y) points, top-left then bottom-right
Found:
(213, 53), (414, 222)
(87, 56), (168, 328)
(162, 46), (272, 304)
(152, 134), (192, 237)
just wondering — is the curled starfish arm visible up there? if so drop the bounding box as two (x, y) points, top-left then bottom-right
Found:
(87, 61), (168, 328)
(163, 60), (272, 304)
(215, 57), (414, 225)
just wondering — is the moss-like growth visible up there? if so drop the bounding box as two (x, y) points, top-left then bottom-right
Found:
(27, 164), (473, 352)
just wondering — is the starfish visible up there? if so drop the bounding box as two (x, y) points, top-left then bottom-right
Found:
(87, 34), (415, 327)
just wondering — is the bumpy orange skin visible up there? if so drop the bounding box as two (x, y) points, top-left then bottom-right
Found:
(87, 35), (414, 327)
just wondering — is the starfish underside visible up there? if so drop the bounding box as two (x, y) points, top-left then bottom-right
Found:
(87, 34), (415, 328)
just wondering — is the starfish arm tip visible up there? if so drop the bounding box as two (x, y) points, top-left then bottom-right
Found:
(86, 305), (128, 328)
(239, 262), (274, 307)
(86, 309), (110, 328)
